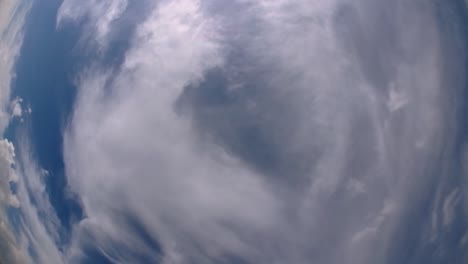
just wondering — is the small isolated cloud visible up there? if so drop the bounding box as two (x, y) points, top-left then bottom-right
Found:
(10, 97), (23, 118)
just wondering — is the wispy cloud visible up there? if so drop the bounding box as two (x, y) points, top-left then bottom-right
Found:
(0, 0), (31, 131)
(0, 0), (36, 263)
(14, 136), (63, 264)
(57, 0), (128, 51)
(28, 0), (467, 263)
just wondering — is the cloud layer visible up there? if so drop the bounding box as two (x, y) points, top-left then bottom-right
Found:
(0, 0), (35, 263)
(9, 0), (467, 263)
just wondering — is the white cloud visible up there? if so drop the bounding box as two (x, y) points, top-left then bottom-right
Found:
(0, 0), (31, 131)
(386, 82), (408, 112)
(13, 137), (63, 264)
(63, 2), (282, 263)
(0, 139), (33, 263)
(442, 188), (460, 227)
(57, 0), (467, 263)
(10, 96), (23, 117)
(57, 0), (128, 50)
(0, 0), (38, 263)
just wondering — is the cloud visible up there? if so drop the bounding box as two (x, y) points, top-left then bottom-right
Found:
(0, 0), (41, 263)
(13, 136), (64, 264)
(0, 0), (31, 132)
(0, 139), (32, 263)
(55, 0), (467, 263)
(442, 188), (460, 227)
(10, 97), (23, 118)
(63, 1), (281, 262)
(57, 0), (129, 50)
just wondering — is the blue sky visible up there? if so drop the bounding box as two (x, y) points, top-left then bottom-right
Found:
(1, 0), (468, 263)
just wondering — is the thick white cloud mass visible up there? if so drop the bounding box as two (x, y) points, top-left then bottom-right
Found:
(50, 0), (468, 263)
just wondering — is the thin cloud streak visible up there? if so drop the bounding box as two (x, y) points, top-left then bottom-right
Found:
(0, 0), (41, 263)
(14, 136), (63, 264)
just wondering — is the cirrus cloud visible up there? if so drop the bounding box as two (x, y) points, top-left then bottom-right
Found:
(36, 0), (468, 263)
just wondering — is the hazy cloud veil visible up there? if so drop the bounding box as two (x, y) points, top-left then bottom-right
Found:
(3, 0), (468, 263)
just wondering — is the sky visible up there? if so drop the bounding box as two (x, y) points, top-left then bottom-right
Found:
(1, 0), (468, 263)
